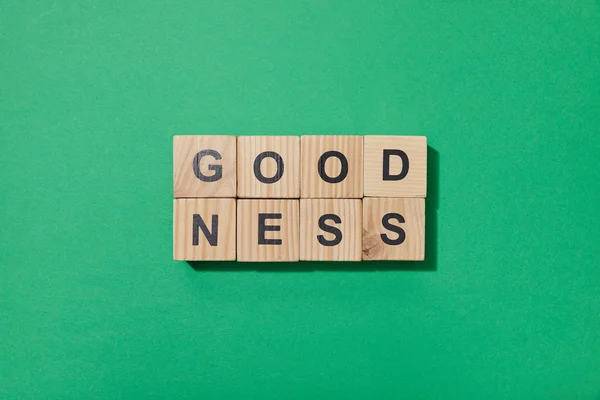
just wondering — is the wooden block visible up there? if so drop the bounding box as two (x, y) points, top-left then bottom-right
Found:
(363, 136), (427, 197)
(173, 135), (236, 198)
(301, 136), (363, 198)
(173, 198), (236, 261)
(362, 198), (425, 260)
(299, 199), (362, 261)
(237, 136), (300, 198)
(237, 200), (299, 262)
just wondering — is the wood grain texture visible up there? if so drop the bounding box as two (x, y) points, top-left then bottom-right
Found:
(173, 198), (236, 261)
(300, 199), (362, 261)
(364, 136), (427, 197)
(301, 136), (363, 198)
(173, 135), (236, 198)
(237, 136), (300, 198)
(237, 200), (299, 262)
(362, 197), (425, 260)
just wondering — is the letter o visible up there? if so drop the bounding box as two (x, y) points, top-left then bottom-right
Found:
(317, 151), (348, 183)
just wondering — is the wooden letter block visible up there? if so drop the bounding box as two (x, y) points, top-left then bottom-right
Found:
(237, 136), (300, 198)
(173, 198), (236, 261)
(362, 198), (425, 260)
(173, 135), (236, 198)
(237, 200), (299, 262)
(301, 136), (363, 198)
(300, 199), (362, 261)
(364, 136), (427, 197)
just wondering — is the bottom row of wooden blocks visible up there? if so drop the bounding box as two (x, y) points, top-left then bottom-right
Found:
(174, 198), (425, 262)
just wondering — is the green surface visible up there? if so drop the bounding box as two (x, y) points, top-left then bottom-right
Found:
(1, 1), (600, 398)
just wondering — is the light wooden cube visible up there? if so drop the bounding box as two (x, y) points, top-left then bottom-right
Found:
(362, 198), (425, 260)
(237, 136), (300, 198)
(364, 136), (427, 197)
(173, 198), (236, 261)
(173, 135), (236, 198)
(237, 200), (300, 262)
(299, 199), (362, 261)
(301, 136), (363, 198)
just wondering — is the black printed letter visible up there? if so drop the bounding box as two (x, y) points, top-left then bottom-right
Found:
(253, 151), (284, 184)
(380, 213), (406, 245)
(192, 214), (218, 246)
(317, 214), (343, 246)
(317, 151), (348, 183)
(382, 149), (409, 181)
(193, 149), (223, 182)
(258, 213), (282, 245)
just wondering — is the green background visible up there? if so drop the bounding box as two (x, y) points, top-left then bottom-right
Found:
(1, 1), (600, 398)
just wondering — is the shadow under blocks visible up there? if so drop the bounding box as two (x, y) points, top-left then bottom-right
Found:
(187, 146), (439, 272)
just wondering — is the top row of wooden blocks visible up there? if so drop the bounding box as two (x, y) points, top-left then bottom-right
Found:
(174, 135), (427, 199)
